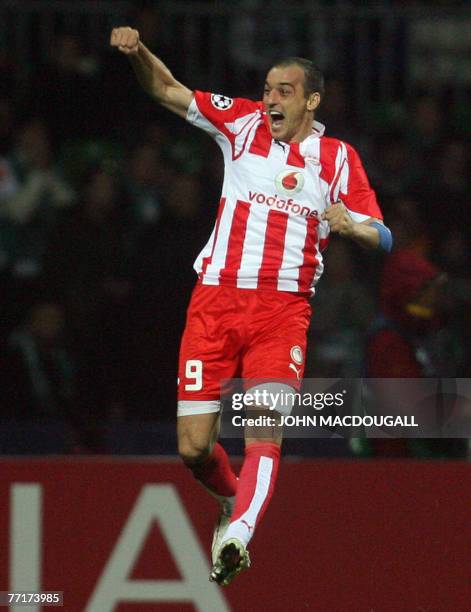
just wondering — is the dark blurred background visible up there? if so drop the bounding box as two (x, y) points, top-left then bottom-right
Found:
(0, 0), (470, 455)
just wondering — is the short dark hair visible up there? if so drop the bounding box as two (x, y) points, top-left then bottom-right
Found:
(272, 57), (325, 99)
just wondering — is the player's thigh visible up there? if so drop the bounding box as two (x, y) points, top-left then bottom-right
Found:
(241, 295), (310, 428)
(178, 285), (242, 408)
(242, 295), (311, 392)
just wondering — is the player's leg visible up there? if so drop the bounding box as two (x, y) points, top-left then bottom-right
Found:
(221, 407), (283, 541)
(210, 396), (284, 585)
(177, 285), (243, 562)
(177, 411), (237, 499)
(178, 410), (237, 563)
(224, 293), (310, 547)
(177, 285), (241, 493)
(209, 425), (281, 586)
(210, 292), (310, 585)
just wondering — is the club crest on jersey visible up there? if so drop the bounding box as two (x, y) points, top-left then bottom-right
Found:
(290, 345), (304, 365)
(275, 170), (305, 195)
(211, 94), (233, 110)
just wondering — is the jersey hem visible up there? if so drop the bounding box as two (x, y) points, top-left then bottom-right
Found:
(196, 277), (312, 297)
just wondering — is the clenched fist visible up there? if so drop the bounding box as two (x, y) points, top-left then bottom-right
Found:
(110, 27), (140, 55)
(322, 200), (354, 237)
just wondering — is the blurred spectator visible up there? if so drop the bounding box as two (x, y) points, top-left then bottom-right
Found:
(306, 239), (375, 377)
(407, 94), (444, 157)
(30, 34), (101, 143)
(43, 168), (130, 416)
(1, 301), (74, 419)
(374, 200), (471, 377)
(0, 300), (95, 450)
(58, 139), (124, 194)
(102, 8), (172, 137)
(369, 133), (420, 198)
(438, 140), (469, 203)
(434, 224), (471, 377)
(44, 168), (128, 315)
(408, 137), (471, 278)
(438, 224), (471, 276)
(318, 79), (349, 133)
(132, 6), (173, 59)
(418, 138), (470, 231)
(229, 0), (303, 94)
(0, 300), (105, 452)
(386, 195), (431, 255)
(127, 171), (208, 418)
(0, 119), (74, 278)
(357, 248), (467, 458)
(317, 78), (366, 148)
(123, 142), (165, 252)
(367, 249), (448, 378)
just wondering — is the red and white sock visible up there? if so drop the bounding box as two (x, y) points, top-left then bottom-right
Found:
(189, 442), (238, 500)
(221, 442), (281, 547)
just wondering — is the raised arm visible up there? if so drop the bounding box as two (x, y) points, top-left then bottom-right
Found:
(110, 27), (193, 119)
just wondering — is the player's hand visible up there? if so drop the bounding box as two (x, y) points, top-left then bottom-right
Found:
(322, 200), (355, 237)
(110, 27), (140, 55)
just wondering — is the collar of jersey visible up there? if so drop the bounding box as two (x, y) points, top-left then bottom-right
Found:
(312, 120), (325, 137)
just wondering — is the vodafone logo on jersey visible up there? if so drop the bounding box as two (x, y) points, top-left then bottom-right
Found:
(248, 191), (318, 219)
(275, 170), (305, 195)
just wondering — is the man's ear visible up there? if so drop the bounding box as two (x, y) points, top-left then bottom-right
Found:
(307, 92), (320, 112)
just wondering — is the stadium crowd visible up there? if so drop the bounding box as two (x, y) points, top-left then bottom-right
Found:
(0, 5), (470, 454)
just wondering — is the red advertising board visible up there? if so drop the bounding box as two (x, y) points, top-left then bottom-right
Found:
(0, 458), (470, 611)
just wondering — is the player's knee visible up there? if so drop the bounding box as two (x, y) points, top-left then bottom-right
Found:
(245, 383), (297, 417)
(178, 436), (211, 466)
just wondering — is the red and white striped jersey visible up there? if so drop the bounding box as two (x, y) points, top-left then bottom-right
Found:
(186, 91), (382, 295)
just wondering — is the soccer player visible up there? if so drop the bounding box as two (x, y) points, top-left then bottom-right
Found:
(110, 26), (392, 585)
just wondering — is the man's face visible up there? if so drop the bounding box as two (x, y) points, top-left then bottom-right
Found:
(263, 65), (319, 143)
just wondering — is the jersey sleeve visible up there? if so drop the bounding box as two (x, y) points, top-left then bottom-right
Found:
(186, 90), (261, 142)
(339, 143), (383, 222)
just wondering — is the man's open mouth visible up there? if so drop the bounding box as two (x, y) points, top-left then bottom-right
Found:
(268, 110), (285, 129)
